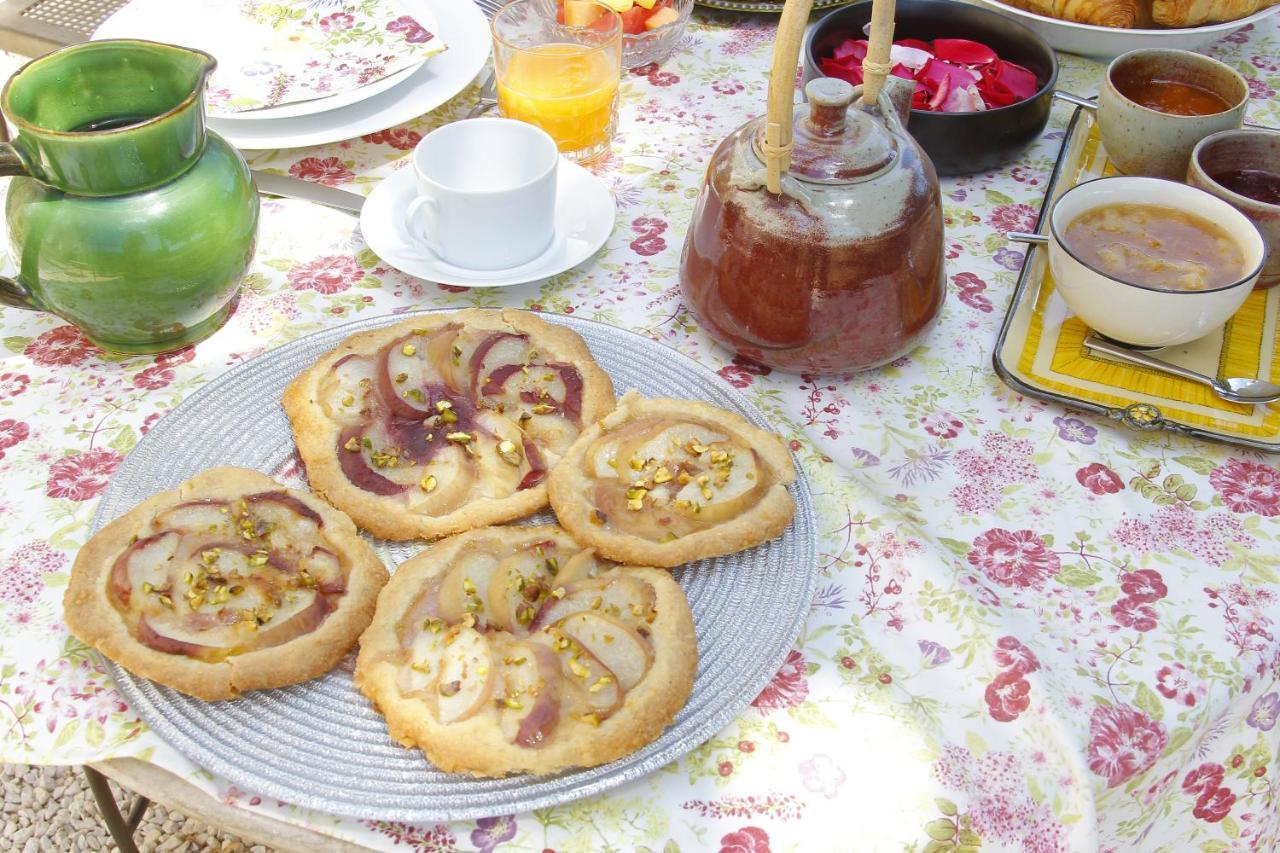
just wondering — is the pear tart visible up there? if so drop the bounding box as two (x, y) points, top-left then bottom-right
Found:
(283, 309), (615, 541)
(547, 391), (796, 567)
(64, 468), (389, 701)
(355, 525), (697, 777)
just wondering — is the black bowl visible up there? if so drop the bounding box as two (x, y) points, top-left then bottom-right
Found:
(804, 0), (1058, 176)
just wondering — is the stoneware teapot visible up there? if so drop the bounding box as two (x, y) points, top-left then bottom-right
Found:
(678, 0), (945, 374)
(0, 39), (259, 354)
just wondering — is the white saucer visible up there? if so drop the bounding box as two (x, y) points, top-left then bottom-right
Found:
(361, 159), (616, 288)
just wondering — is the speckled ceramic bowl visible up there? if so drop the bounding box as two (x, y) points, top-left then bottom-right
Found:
(1098, 49), (1247, 180)
(1188, 129), (1280, 290)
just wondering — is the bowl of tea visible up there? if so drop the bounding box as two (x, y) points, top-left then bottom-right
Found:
(1097, 48), (1248, 180)
(1188, 128), (1280, 289)
(1046, 176), (1266, 347)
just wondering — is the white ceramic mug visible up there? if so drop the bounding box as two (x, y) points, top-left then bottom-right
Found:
(406, 118), (559, 270)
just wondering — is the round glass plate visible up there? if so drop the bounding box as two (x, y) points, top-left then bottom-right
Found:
(94, 310), (818, 823)
(697, 0), (856, 12)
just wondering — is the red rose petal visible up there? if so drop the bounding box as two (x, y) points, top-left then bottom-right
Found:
(932, 38), (998, 66)
(833, 38), (869, 62)
(896, 37), (933, 53)
(819, 57), (863, 85)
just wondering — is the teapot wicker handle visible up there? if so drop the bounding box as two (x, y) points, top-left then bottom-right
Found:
(763, 0), (896, 194)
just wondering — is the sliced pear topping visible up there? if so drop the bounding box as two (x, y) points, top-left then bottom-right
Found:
(436, 626), (496, 724)
(555, 611), (653, 691)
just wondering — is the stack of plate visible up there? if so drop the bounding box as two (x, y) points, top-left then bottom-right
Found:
(93, 0), (490, 150)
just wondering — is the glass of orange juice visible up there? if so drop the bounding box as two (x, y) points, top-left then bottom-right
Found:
(492, 0), (622, 163)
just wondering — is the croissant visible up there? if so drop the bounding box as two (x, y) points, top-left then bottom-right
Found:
(1002, 0), (1141, 27)
(1153, 0), (1279, 25)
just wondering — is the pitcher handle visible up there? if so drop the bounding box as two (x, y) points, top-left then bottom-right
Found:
(0, 142), (38, 309)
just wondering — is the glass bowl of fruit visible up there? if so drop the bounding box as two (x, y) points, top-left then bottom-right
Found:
(559, 0), (692, 69)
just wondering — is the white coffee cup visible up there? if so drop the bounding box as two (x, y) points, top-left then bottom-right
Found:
(405, 118), (559, 270)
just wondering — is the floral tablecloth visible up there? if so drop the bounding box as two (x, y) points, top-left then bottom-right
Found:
(3, 9), (1280, 852)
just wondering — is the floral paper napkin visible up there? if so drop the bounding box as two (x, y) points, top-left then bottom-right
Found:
(154, 0), (448, 115)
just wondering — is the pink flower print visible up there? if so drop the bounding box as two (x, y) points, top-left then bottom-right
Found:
(1086, 703), (1168, 788)
(751, 649), (809, 713)
(319, 11), (354, 31)
(287, 255), (363, 294)
(951, 272), (993, 313)
(1182, 762), (1225, 795)
(0, 372), (29, 398)
(985, 669), (1032, 721)
(1076, 462), (1123, 495)
(1154, 663), (1204, 707)
(24, 325), (101, 367)
(45, 448), (123, 501)
(1247, 692), (1279, 731)
(1111, 596), (1159, 631)
(1209, 458), (1280, 516)
(717, 357), (771, 389)
(630, 216), (668, 256)
(1119, 568), (1167, 604)
(8, 541), (66, 574)
(288, 156), (355, 187)
(0, 558), (40, 604)
(1193, 786), (1236, 823)
(720, 826), (770, 853)
(987, 202), (1038, 234)
(921, 410), (963, 439)
(993, 636), (1040, 674)
(967, 528), (1061, 590)
(0, 419), (30, 460)
(798, 754), (846, 799)
(132, 366), (174, 390)
(385, 15), (433, 44)
(153, 345), (195, 368)
(362, 128), (422, 150)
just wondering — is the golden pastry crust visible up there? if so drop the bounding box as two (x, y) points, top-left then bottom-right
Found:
(354, 525), (697, 777)
(64, 467), (389, 701)
(547, 391), (796, 568)
(283, 309), (614, 541)
(1153, 0), (1277, 26)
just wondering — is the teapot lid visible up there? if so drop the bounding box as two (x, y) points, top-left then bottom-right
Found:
(763, 78), (899, 184)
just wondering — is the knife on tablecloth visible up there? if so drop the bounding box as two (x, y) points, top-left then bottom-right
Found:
(252, 171), (365, 213)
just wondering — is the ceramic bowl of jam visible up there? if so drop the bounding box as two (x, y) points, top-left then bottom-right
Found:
(1097, 48), (1248, 180)
(804, 0), (1058, 176)
(1188, 129), (1280, 289)
(1045, 177), (1266, 348)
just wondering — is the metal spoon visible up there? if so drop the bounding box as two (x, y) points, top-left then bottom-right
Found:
(1085, 334), (1280, 404)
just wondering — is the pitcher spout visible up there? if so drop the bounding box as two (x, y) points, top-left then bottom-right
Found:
(0, 39), (219, 195)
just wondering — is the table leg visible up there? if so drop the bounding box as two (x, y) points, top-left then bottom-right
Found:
(82, 765), (150, 853)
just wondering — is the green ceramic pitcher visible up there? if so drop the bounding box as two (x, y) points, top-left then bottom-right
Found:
(0, 39), (259, 354)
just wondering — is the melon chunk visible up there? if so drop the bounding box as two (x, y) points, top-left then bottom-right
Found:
(645, 5), (679, 27)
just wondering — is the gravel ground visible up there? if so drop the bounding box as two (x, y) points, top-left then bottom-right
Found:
(1, 763), (264, 852)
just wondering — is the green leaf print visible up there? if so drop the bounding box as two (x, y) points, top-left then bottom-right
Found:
(1057, 564), (1102, 588)
(1133, 681), (1164, 721)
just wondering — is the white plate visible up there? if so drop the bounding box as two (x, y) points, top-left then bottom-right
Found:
(361, 160), (616, 287)
(92, 0), (443, 120)
(970, 0), (1280, 60)
(197, 0), (488, 150)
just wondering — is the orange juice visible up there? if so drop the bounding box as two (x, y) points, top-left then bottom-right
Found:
(497, 43), (619, 157)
